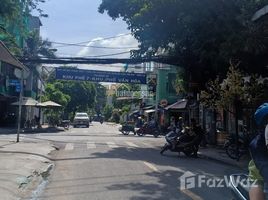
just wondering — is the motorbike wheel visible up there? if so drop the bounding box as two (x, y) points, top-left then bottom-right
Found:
(160, 144), (169, 154)
(122, 131), (130, 135)
(137, 130), (143, 136)
(153, 131), (159, 138)
(64, 124), (69, 130)
(183, 148), (194, 157)
(138, 132), (143, 136)
(226, 143), (240, 160)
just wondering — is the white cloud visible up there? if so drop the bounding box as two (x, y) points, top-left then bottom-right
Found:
(76, 34), (139, 58)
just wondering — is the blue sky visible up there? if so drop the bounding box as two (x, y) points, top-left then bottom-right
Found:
(38, 0), (138, 65)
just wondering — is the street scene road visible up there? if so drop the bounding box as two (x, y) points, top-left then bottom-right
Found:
(2, 1), (268, 200)
(15, 122), (241, 200)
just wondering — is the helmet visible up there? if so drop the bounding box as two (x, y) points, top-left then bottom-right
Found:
(254, 103), (268, 126)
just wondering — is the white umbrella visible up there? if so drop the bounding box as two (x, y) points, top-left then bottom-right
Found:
(42, 101), (62, 107)
(11, 97), (39, 106)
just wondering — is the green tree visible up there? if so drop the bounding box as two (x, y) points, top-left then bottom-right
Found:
(201, 62), (266, 113)
(99, 0), (268, 86)
(43, 82), (71, 125)
(0, 0), (47, 21)
(112, 109), (121, 123)
(103, 104), (113, 121)
(0, 0), (48, 53)
(23, 30), (56, 59)
(43, 82), (70, 107)
(46, 67), (97, 116)
(61, 81), (96, 116)
(94, 83), (107, 115)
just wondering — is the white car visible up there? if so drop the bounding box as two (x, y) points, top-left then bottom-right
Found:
(73, 112), (90, 128)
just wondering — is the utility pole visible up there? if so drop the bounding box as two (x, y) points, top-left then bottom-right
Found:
(38, 66), (43, 127)
(154, 67), (159, 122)
(17, 70), (24, 142)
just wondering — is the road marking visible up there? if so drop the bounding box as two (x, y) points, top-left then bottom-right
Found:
(143, 161), (158, 172)
(87, 142), (96, 149)
(180, 189), (203, 200)
(106, 142), (118, 148)
(126, 141), (139, 148)
(141, 142), (153, 148)
(65, 143), (74, 150)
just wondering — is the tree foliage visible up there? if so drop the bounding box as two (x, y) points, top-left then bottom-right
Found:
(200, 62), (267, 113)
(45, 67), (98, 116)
(23, 30), (56, 59)
(0, 0), (47, 54)
(43, 82), (70, 107)
(60, 81), (96, 115)
(94, 83), (107, 115)
(103, 104), (113, 121)
(0, 0), (47, 21)
(99, 0), (268, 85)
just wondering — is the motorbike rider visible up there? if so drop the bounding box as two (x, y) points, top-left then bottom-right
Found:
(166, 117), (184, 149)
(249, 103), (268, 200)
(190, 118), (205, 157)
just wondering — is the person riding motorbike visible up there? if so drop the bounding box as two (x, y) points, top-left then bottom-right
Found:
(248, 103), (268, 200)
(190, 118), (205, 157)
(165, 117), (184, 149)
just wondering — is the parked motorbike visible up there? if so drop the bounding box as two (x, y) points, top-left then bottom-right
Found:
(136, 121), (160, 137)
(119, 123), (136, 135)
(59, 120), (70, 130)
(160, 128), (203, 157)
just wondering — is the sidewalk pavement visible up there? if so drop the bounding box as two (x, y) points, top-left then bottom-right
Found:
(0, 136), (56, 200)
(198, 146), (249, 169)
(0, 125), (65, 135)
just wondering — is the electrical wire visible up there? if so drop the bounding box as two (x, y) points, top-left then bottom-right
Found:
(53, 42), (138, 49)
(51, 33), (134, 48)
(78, 51), (131, 58)
(38, 51), (131, 59)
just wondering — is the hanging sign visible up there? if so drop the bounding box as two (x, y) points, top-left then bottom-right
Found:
(56, 68), (147, 84)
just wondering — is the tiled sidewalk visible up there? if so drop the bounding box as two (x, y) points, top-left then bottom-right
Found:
(199, 146), (249, 169)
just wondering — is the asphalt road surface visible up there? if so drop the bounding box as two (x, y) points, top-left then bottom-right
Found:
(24, 122), (242, 200)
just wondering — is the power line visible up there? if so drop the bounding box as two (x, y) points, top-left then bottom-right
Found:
(51, 33), (133, 48)
(78, 51), (131, 58)
(52, 42), (138, 49)
(36, 51), (131, 59)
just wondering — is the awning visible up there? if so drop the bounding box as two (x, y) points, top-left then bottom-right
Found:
(42, 100), (62, 107)
(11, 97), (40, 106)
(0, 41), (26, 69)
(165, 99), (188, 110)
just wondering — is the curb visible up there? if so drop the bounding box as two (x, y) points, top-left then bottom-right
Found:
(22, 127), (65, 133)
(0, 129), (17, 135)
(199, 152), (249, 169)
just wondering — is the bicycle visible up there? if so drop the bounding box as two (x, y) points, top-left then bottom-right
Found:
(224, 126), (252, 161)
